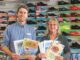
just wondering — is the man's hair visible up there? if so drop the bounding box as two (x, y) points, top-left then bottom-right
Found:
(16, 5), (28, 13)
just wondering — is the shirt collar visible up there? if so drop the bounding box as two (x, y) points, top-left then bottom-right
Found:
(16, 21), (27, 27)
(46, 35), (59, 41)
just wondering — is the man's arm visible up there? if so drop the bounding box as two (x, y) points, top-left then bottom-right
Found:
(0, 27), (20, 60)
(0, 26), (13, 56)
(0, 45), (13, 56)
(1, 45), (21, 60)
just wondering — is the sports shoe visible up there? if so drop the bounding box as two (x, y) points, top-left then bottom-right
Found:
(58, 1), (69, 5)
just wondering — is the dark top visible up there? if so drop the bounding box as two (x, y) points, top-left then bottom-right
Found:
(36, 35), (70, 60)
(41, 35), (70, 54)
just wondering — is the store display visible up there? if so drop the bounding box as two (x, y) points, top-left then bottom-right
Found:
(27, 3), (35, 7)
(58, 1), (70, 5)
(58, 0), (80, 37)
(0, 11), (8, 39)
(27, 20), (37, 24)
(70, 5), (80, 10)
(0, 1), (19, 59)
(70, 32), (80, 36)
(0, 0), (80, 60)
(37, 26), (46, 30)
(58, 1), (80, 60)
(71, 0), (80, 4)
(70, 12), (80, 17)
(48, 7), (57, 11)
(37, 2), (47, 6)
(36, 2), (48, 39)
(71, 25), (80, 29)
(29, 9), (36, 13)
(71, 42), (80, 48)
(59, 7), (70, 11)
(60, 13), (70, 17)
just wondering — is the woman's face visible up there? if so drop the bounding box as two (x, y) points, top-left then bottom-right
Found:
(17, 8), (28, 22)
(48, 20), (58, 34)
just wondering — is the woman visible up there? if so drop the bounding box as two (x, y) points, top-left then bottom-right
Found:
(37, 18), (70, 60)
(1, 5), (36, 60)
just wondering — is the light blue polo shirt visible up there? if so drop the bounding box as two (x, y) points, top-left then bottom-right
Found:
(2, 22), (36, 60)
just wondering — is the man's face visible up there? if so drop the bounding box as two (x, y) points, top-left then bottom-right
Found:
(17, 8), (28, 22)
(48, 21), (58, 34)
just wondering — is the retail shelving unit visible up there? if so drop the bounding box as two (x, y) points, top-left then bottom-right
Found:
(0, 0), (80, 60)
(0, 0), (20, 40)
(58, 0), (80, 60)
(0, 1), (21, 59)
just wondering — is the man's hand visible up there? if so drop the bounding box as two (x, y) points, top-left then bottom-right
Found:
(11, 53), (20, 60)
(27, 55), (36, 60)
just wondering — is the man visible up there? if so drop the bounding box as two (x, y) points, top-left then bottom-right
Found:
(1, 5), (36, 60)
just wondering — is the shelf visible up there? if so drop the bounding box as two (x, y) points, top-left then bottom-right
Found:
(0, 1), (19, 3)
(71, 48), (80, 53)
(60, 17), (80, 20)
(37, 23), (47, 26)
(36, 30), (46, 32)
(37, 35), (44, 38)
(70, 23), (80, 25)
(59, 10), (80, 13)
(8, 18), (16, 21)
(48, 11), (58, 13)
(59, 4), (72, 6)
(69, 30), (80, 32)
(28, 7), (35, 10)
(0, 24), (7, 27)
(28, 17), (36, 21)
(58, 4), (80, 6)
(0, 20), (7, 23)
(28, 24), (37, 26)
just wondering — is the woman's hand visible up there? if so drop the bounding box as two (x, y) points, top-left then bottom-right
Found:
(55, 56), (64, 60)
(51, 46), (59, 53)
(38, 53), (46, 58)
(11, 53), (20, 60)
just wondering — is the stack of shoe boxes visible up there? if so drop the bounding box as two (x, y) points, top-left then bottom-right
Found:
(7, 10), (16, 25)
(26, 0), (80, 59)
(26, 1), (58, 41)
(27, 3), (37, 26)
(36, 2), (48, 41)
(0, 1), (19, 40)
(58, 0), (80, 60)
(0, 11), (8, 40)
(25, 2), (48, 41)
(0, 11), (16, 39)
(0, 1), (20, 59)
